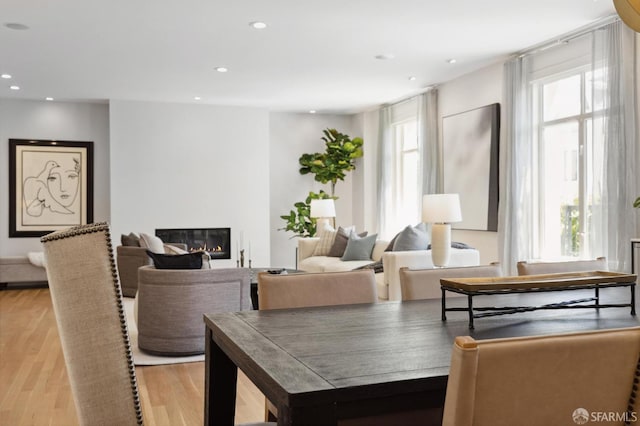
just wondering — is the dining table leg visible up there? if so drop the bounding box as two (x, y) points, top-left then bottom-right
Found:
(204, 327), (238, 426)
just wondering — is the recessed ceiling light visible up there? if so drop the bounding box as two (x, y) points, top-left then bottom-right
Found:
(9, 85), (20, 90)
(215, 67), (228, 73)
(4, 22), (29, 30)
(408, 76), (416, 81)
(249, 21), (267, 29)
(1, 74), (11, 79)
(375, 53), (395, 60)
(45, 97), (54, 101)
(194, 96), (201, 100)
(309, 110), (317, 114)
(447, 58), (457, 64)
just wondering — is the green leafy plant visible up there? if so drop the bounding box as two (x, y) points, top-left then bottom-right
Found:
(298, 128), (364, 196)
(634, 196), (640, 209)
(280, 128), (363, 237)
(279, 190), (333, 238)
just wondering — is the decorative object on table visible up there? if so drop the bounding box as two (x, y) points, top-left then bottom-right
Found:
(422, 193), (462, 267)
(442, 104), (499, 231)
(614, 0), (640, 32)
(240, 249), (245, 267)
(310, 198), (336, 230)
(9, 139), (94, 237)
(280, 128), (363, 238)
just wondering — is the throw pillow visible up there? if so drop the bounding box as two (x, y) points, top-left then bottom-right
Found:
(392, 223), (429, 251)
(312, 227), (337, 256)
(164, 244), (189, 255)
(146, 250), (203, 269)
(328, 226), (366, 257)
(139, 232), (165, 254)
(121, 232), (141, 247)
(341, 232), (378, 261)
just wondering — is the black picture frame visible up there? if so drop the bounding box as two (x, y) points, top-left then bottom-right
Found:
(9, 139), (94, 238)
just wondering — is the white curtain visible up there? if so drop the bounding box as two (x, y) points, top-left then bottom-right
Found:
(377, 90), (439, 240)
(377, 106), (393, 239)
(587, 21), (638, 271)
(498, 55), (535, 275)
(500, 19), (638, 273)
(418, 90), (438, 197)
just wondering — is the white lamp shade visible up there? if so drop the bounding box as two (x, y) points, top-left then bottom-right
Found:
(310, 199), (336, 218)
(422, 194), (462, 224)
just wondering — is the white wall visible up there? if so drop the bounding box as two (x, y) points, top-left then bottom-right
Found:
(436, 61), (505, 265)
(269, 113), (356, 268)
(109, 100), (270, 268)
(0, 99), (110, 256)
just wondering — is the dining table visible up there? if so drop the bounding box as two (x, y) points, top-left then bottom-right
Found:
(204, 286), (640, 425)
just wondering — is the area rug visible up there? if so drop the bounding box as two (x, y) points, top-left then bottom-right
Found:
(122, 298), (205, 366)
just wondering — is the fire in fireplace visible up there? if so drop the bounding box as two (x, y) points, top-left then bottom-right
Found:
(155, 228), (231, 259)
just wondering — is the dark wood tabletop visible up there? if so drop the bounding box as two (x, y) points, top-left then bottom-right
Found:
(204, 287), (640, 426)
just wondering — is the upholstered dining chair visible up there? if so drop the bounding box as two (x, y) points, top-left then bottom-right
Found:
(399, 263), (503, 301)
(517, 256), (608, 275)
(442, 327), (640, 426)
(43, 223), (273, 426)
(257, 269), (378, 310)
(42, 222), (144, 425)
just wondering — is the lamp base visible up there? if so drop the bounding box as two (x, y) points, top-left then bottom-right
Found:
(431, 223), (451, 267)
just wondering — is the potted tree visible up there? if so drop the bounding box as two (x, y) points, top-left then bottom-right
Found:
(280, 129), (363, 237)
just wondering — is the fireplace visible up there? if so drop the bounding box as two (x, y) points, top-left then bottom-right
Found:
(155, 228), (231, 259)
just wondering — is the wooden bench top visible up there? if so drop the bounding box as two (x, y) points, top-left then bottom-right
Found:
(441, 271), (637, 292)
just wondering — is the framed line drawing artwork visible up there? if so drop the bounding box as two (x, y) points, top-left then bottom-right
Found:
(442, 103), (500, 232)
(9, 139), (94, 237)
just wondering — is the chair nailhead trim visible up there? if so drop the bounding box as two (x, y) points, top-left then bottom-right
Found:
(625, 355), (640, 426)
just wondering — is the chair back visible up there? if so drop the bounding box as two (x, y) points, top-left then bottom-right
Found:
(443, 327), (640, 426)
(517, 257), (608, 275)
(399, 263), (503, 301)
(42, 223), (143, 425)
(258, 269), (377, 310)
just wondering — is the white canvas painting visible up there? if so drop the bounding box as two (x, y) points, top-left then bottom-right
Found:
(442, 104), (499, 231)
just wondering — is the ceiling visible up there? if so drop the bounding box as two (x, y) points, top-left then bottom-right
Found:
(0, 0), (617, 114)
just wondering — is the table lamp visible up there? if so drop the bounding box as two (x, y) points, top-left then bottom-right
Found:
(422, 194), (462, 267)
(310, 199), (336, 230)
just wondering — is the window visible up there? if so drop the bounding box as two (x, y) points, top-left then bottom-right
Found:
(391, 119), (420, 230)
(534, 68), (605, 259)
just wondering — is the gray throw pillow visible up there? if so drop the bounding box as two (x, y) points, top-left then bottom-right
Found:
(328, 226), (367, 257)
(341, 233), (378, 261)
(392, 223), (429, 251)
(121, 232), (141, 247)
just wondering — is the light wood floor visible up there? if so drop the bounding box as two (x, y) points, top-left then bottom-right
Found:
(0, 287), (266, 425)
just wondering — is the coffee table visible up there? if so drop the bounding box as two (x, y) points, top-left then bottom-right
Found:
(441, 270), (637, 329)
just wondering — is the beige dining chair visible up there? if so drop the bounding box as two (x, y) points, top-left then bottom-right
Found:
(43, 222), (273, 426)
(442, 327), (640, 426)
(42, 223), (144, 425)
(257, 269), (378, 310)
(399, 263), (503, 301)
(517, 256), (608, 275)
